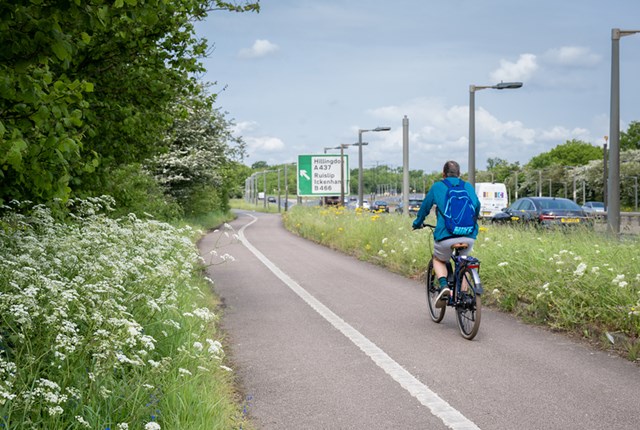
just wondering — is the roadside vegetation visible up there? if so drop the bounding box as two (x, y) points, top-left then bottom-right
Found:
(283, 205), (640, 362)
(0, 197), (249, 429)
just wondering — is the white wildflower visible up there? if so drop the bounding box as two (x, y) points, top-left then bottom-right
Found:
(75, 415), (91, 428)
(145, 422), (161, 430)
(206, 339), (223, 355)
(612, 274), (625, 285)
(498, 262), (508, 267)
(48, 406), (64, 416)
(573, 263), (587, 277)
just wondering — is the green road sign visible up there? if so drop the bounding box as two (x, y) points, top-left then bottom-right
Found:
(297, 154), (350, 196)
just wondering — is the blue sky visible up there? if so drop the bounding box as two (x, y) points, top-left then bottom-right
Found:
(195, 0), (640, 174)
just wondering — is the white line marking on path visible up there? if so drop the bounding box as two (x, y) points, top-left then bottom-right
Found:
(238, 214), (481, 430)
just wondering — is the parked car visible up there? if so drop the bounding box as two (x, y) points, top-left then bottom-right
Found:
(491, 197), (590, 227)
(267, 196), (277, 203)
(396, 199), (423, 216)
(347, 200), (370, 210)
(581, 201), (606, 218)
(370, 200), (389, 213)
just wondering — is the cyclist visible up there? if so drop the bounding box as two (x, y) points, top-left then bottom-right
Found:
(412, 160), (481, 307)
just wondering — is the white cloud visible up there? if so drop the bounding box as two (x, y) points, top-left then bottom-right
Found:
(490, 53), (539, 82)
(232, 120), (259, 135)
(238, 39), (280, 59)
(538, 125), (591, 142)
(245, 136), (285, 152)
(542, 46), (601, 68)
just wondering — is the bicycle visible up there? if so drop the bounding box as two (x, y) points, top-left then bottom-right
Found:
(422, 224), (483, 340)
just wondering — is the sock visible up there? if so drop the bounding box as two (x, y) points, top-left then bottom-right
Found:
(438, 277), (448, 288)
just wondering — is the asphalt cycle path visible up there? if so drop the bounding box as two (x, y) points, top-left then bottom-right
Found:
(199, 211), (640, 429)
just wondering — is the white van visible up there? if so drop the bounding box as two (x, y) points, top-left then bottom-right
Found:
(475, 182), (508, 219)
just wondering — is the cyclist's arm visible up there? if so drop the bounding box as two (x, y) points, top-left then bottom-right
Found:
(413, 186), (437, 229)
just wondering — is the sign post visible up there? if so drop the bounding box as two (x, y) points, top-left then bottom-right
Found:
(297, 154), (349, 197)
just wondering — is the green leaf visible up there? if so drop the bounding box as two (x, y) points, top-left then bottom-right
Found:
(80, 32), (91, 44)
(51, 40), (71, 61)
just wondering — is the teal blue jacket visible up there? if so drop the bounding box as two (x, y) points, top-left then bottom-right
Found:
(412, 177), (481, 241)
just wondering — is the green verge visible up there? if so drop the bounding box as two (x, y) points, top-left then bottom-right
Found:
(0, 198), (250, 429)
(282, 205), (640, 362)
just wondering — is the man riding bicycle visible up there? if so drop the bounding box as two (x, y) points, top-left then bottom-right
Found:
(412, 160), (481, 307)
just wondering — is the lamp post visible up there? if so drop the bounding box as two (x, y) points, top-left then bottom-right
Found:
(468, 82), (522, 186)
(608, 28), (640, 234)
(323, 145), (353, 206)
(357, 126), (391, 208)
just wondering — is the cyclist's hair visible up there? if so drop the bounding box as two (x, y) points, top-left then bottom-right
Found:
(443, 160), (460, 178)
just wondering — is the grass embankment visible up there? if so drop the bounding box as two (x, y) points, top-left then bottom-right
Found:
(0, 198), (249, 430)
(282, 205), (640, 361)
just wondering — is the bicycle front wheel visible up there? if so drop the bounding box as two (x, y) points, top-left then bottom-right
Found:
(426, 258), (446, 323)
(455, 267), (481, 340)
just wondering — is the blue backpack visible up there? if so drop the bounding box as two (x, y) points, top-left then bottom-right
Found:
(439, 178), (477, 236)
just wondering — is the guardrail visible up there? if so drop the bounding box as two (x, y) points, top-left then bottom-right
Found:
(592, 212), (640, 234)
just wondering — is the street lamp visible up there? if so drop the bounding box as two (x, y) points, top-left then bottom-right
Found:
(608, 28), (640, 234)
(357, 126), (391, 208)
(322, 145), (354, 206)
(469, 81), (523, 186)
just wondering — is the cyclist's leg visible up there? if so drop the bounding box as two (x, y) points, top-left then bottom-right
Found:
(432, 240), (454, 281)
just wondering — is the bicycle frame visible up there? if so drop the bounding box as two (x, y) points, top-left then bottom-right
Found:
(446, 249), (483, 306)
(421, 223), (483, 340)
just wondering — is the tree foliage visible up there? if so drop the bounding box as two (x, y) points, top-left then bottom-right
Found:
(620, 121), (640, 151)
(148, 89), (246, 214)
(527, 139), (602, 170)
(0, 0), (259, 205)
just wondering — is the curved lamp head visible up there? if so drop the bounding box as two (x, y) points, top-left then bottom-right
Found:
(494, 82), (523, 90)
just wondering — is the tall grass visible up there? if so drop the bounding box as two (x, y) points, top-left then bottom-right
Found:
(0, 197), (248, 429)
(283, 206), (640, 360)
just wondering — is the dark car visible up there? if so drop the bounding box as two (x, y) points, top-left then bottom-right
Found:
(267, 196), (277, 203)
(396, 199), (423, 216)
(491, 197), (590, 227)
(370, 200), (389, 213)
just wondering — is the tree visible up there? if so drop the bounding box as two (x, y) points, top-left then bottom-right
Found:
(148, 89), (246, 215)
(0, 0), (260, 204)
(620, 121), (640, 151)
(527, 139), (602, 169)
(251, 161), (269, 170)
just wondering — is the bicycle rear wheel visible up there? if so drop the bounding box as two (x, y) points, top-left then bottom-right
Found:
(426, 258), (446, 323)
(455, 267), (481, 340)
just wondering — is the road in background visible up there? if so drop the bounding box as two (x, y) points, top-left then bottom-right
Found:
(199, 211), (640, 429)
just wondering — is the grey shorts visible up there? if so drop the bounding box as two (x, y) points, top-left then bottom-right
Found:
(434, 237), (475, 262)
